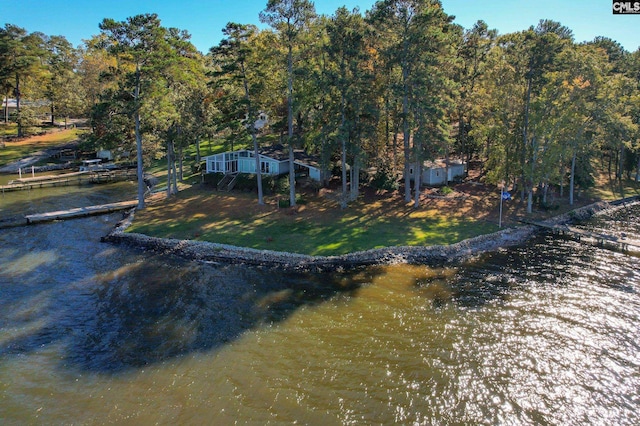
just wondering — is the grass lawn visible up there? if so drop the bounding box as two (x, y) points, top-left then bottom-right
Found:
(589, 176), (640, 201)
(0, 128), (84, 167)
(0, 123), (18, 137)
(4, 128), (636, 257)
(127, 167), (640, 256)
(129, 184), (500, 256)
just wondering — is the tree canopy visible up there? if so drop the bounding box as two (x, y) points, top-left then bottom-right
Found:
(2, 4), (639, 211)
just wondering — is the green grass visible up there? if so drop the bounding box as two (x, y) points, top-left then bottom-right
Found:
(0, 123), (18, 137)
(587, 177), (640, 201)
(129, 187), (499, 256)
(0, 128), (85, 167)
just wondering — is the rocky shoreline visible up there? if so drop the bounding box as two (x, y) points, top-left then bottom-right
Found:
(102, 199), (632, 272)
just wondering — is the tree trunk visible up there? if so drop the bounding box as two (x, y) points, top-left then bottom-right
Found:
(341, 138), (347, 209)
(167, 140), (173, 199)
(559, 163), (564, 198)
(385, 95), (390, 167)
(617, 147), (624, 182)
(413, 131), (422, 209)
(402, 65), (411, 203)
(134, 66), (145, 210)
(393, 125), (398, 175)
(287, 44), (296, 207)
(240, 59), (264, 206)
(350, 166), (355, 202)
(351, 159), (359, 202)
(178, 145), (184, 182)
(3, 92), (9, 123)
(15, 74), (22, 137)
(196, 137), (201, 163)
(340, 92), (348, 209)
(444, 146), (450, 186)
(251, 125), (264, 205)
(521, 74), (532, 209)
(636, 155), (640, 182)
(569, 150), (576, 205)
(171, 147), (179, 194)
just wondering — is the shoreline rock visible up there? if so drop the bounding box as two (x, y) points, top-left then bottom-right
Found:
(102, 197), (637, 272)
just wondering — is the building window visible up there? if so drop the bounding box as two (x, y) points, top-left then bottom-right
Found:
(261, 161), (270, 174)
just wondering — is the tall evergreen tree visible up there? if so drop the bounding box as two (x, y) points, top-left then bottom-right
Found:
(98, 14), (198, 208)
(211, 23), (267, 205)
(260, 0), (317, 207)
(0, 25), (46, 135)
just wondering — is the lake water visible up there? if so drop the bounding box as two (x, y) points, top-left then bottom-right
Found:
(1, 183), (639, 424)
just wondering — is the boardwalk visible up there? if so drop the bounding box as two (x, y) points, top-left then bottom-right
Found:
(1, 169), (136, 192)
(522, 219), (640, 253)
(24, 200), (139, 224)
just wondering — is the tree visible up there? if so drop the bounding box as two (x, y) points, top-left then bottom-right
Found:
(370, 0), (455, 206)
(453, 20), (496, 162)
(260, 0), (317, 207)
(98, 14), (198, 209)
(325, 7), (375, 207)
(0, 25), (46, 135)
(210, 23), (267, 205)
(43, 35), (82, 126)
(77, 36), (118, 116)
(481, 20), (574, 213)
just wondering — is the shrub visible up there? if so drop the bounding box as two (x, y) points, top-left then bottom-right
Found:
(440, 186), (454, 195)
(371, 166), (398, 191)
(278, 198), (290, 208)
(234, 173), (257, 191)
(203, 172), (224, 186)
(276, 194), (305, 208)
(191, 162), (205, 175)
(16, 108), (40, 136)
(274, 174), (290, 194)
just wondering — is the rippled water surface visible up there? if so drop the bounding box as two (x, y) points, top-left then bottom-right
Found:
(1, 185), (639, 424)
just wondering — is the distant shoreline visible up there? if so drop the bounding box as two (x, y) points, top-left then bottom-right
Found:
(102, 199), (634, 272)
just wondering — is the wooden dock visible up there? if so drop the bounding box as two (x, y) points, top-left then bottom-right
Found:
(1, 169), (136, 192)
(521, 219), (640, 253)
(24, 200), (138, 224)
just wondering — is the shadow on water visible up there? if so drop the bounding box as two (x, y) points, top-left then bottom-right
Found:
(0, 247), (365, 374)
(2, 203), (637, 376)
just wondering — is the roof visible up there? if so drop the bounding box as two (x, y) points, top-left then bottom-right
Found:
(205, 145), (320, 170)
(2, 98), (51, 108)
(258, 145), (320, 169)
(423, 159), (465, 169)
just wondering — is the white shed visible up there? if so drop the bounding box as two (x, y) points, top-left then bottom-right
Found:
(409, 159), (466, 186)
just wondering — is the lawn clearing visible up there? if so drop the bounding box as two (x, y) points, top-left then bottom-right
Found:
(0, 128), (84, 167)
(128, 185), (500, 256)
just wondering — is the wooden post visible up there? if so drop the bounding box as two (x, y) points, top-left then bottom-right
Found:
(499, 182), (504, 228)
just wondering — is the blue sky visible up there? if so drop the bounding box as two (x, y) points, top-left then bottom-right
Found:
(3, 0), (638, 53)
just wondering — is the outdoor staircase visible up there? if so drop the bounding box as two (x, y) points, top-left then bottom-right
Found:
(217, 172), (239, 192)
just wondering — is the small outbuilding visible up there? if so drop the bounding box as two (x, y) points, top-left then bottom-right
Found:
(409, 159), (466, 186)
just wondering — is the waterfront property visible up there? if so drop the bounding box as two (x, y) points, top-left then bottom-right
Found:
(409, 159), (466, 186)
(204, 144), (322, 182)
